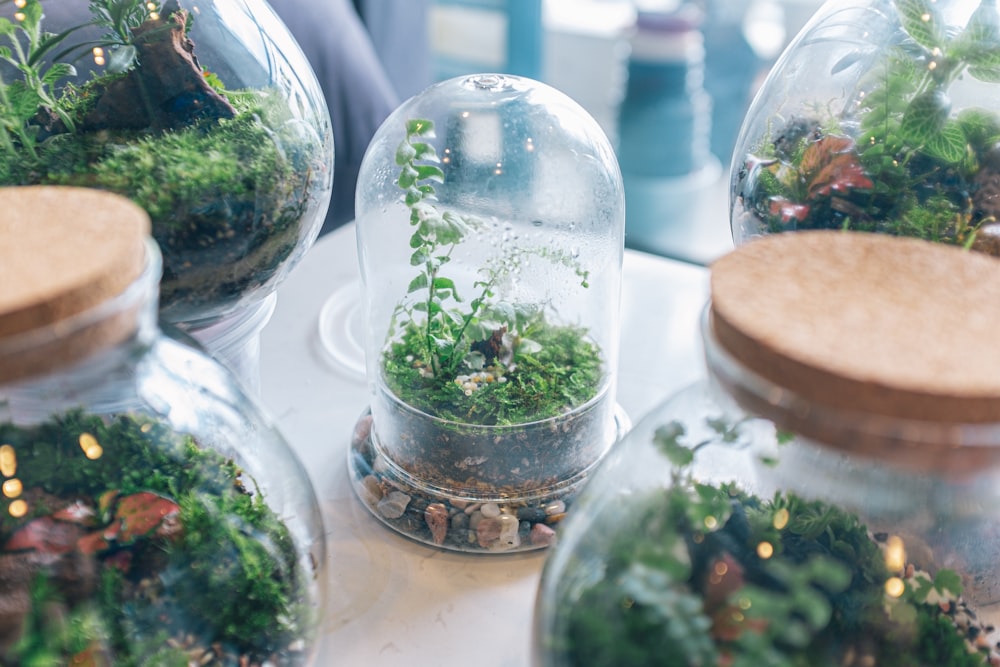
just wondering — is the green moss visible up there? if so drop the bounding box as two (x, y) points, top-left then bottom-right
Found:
(737, 2), (1000, 248)
(550, 419), (992, 667)
(0, 411), (312, 666)
(384, 315), (602, 425)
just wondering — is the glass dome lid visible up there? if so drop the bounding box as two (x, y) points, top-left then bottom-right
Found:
(349, 74), (626, 553)
(731, 0), (1000, 254)
(0, 0), (333, 326)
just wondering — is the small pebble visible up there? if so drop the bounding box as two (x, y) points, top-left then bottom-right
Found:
(359, 475), (383, 504)
(494, 514), (520, 551)
(477, 517), (502, 548)
(464, 503), (482, 515)
(451, 498), (470, 510)
(424, 503), (449, 545)
(516, 506), (546, 523)
(530, 523), (557, 547)
(377, 491), (411, 519)
(480, 502), (501, 518)
(544, 500), (566, 516)
(351, 414), (372, 448)
(468, 510), (484, 531)
(450, 512), (469, 532)
(350, 450), (373, 477)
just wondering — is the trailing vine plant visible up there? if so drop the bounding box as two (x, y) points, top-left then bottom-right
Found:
(383, 118), (599, 425)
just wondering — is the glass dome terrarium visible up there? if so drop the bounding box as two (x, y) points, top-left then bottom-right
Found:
(0, 186), (325, 665)
(731, 0), (1000, 254)
(0, 0), (333, 329)
(349, 74), (626, 553)
(535, 230), (1000, 666)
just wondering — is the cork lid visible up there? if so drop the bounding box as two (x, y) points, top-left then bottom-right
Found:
(709, 231), (1000, 472)
(0, 186), (151, 381)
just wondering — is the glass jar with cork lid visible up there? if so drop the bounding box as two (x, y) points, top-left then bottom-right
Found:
(0, 186), (325, 666)
(534, 230), (1000, 666)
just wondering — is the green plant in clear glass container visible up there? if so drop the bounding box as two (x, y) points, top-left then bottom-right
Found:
(0, 0), (332, 326)
(732, 0), (1000, 255)
(349, 75), (626, 553)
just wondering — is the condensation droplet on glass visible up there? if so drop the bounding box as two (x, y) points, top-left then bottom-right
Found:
(532, 220), (543, 227)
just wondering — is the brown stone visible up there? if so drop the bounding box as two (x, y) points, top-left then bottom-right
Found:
(424, 503), (449, 545)
(476, 517), (502, 548)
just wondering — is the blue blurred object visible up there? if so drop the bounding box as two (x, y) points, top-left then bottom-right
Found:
(617, 4), (721, 257)
(429, 0), (543, 81)
(701, 0), (764, 167)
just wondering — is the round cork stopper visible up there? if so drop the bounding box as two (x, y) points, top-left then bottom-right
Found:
(0, 186), (151, 381)
(709, 231), (1000, 471)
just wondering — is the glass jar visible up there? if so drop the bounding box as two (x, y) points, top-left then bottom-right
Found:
(0, 186), (325, 666)
(535, 230), (1000, 665)
(731, 0), (1000, 255)
(0, 0), (333, 329)
(350, 73), (626, 553)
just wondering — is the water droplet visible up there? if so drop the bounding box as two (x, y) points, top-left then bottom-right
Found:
(531, 220), (543, 227)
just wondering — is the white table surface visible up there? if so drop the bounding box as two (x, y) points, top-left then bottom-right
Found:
(259, 222), (713, 666)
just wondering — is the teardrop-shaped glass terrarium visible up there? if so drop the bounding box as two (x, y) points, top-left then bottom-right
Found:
(350, 74), (626, 553)
(0, 0), (333, 328)
(731, 0), (1000, 254)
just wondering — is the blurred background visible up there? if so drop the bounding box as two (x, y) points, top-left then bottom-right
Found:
(337, 0), (827, 262)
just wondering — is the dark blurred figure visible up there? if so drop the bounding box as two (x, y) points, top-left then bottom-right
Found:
(271, 0), (430, 234)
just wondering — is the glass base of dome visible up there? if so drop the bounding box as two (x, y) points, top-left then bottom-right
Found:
(347, 404), (630, 554)
(317, 281), (366, 380)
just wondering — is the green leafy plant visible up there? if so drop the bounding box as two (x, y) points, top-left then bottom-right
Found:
(383, 118), (601, 426)
(552, 417), (996, 667)
(0, 0), (328, 322)
(738, 0), (1000, 249)
(0, 411), (314, 666)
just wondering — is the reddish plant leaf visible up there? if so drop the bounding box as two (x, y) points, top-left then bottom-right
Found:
(75, 528), (113, 555)
(69, 641), (113, 667)
(4, 517), (86, 554)
(114, 492), (181, 543)
(769, 198), (811, 224)
(800, 135), (855, 175)
(808, 152), (874, 199)
(52, 500), (98, 526)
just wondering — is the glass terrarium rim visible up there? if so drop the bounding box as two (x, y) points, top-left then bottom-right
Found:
(701, 303), (1000, 448)
(0, 237), (160, 363)
(374, 376), (615, 431)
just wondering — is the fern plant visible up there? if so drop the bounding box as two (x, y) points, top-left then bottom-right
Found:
(384, 118), (600, 425)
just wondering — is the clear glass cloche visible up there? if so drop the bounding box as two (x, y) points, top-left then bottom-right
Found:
(0, 186), (325, 665)
(0, 0), (334, 327)
(535, 230), (1000, 666)
(350, 74), (626, 553)
(731, 0), (1000, 255)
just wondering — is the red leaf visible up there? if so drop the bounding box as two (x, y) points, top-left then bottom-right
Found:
(769, 198), (811, 224)
(800, 135), (855, 175)
(4, 517), (86, 554)
(52, 500), (98, 526)
(113, 492), (181, 543)
(808, 152), (874, 199)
